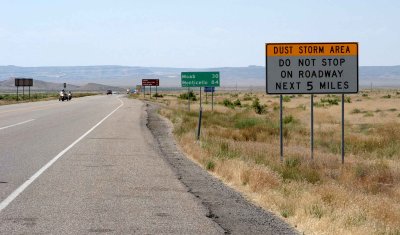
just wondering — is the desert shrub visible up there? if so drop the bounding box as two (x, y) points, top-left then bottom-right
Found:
(297, 104), (306, 110)
(351, 108), (362, 114)
(152, 93), (163, 98)
(179, 90), (197, 101)
(364, 112), (374, 117)
(252, 98), (266, 114)
(233, 99), (241, 107)
(282, 96), (291, 102)
(382, 94), (391, 99)
(309, 204), (324, 219)
(283, 115), (295, 124)
(285, 158), (300, 168)
(320, 97), (339, 105)
(206, 160), (216, 170)
(243, 93), (253, 101)
(222, 99), (235, 108)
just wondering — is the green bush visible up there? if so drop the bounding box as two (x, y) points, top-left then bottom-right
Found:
(152, 93), (163, 98)
(222, 99), (234, 108)
(351, 108), (362, 114)
(252, 98), (266, 114)
(283, 115), (295, 124)
(243, 93), (253, 101)
(282, 96), (291, 102)
(179, 91), (197, 101)
(206, 160), (216, 170)
(233, 99), (241, 107)
(320, 96), (339, 106)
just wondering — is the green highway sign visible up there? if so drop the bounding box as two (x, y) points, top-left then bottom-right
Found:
(181, 72), (220, 87)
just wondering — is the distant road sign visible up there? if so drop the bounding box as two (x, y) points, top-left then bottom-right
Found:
(181, 72), (220, 87)
(142, 79), (159, 86)
(15, 78), (33, 87)
(266, 42), (358, 94)
(204, 87), (215, 92)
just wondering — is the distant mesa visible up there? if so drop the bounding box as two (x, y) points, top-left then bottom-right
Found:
(0, 78), (123, 92)
(0, 65), (400, 88)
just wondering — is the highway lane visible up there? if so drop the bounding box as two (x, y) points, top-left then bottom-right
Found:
(0, 96), (222, 234)
(0, 95), (122, 202)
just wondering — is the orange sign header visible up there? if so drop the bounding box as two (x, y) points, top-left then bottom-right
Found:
(266, 43), (358, 57)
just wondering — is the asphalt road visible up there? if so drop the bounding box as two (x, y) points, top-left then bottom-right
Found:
(0, 95), (223, 234)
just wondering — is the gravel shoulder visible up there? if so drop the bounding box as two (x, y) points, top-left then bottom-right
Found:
(146, 102), (298, 235)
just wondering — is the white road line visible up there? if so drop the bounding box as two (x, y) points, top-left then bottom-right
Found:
(0, 119), (35, 130)
(0, 98), (124, 212)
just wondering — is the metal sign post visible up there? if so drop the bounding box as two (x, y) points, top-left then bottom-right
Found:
(143, 86), (145, 98)
(212, 90), (214, 111)
(311, 94), (314, 160)
(280, 95), (283, 162)
(188, 88), (190, 112)
(200, 87), (202, 109)
(14, 78), (33, 102)
(197, 87), (203, 140)
(204, 87), (215, 109)
(156, 86), (158, 100)
(342, 94), (345, 164)
(142, 79), (160, 99)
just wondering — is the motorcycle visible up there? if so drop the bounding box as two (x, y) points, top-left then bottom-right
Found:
(58, 91), (69, 101)
(67, 91), (72, 101)
(59, 91), (65, 101)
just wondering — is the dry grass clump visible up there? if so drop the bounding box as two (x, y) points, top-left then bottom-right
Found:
(148, 89), (400, 234)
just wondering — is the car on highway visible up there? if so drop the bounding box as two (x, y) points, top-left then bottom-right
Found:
(106, 90), (112, 95)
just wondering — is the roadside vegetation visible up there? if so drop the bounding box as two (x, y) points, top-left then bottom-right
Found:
(0, 92), (100, 105)
(134, 89), (400, 235)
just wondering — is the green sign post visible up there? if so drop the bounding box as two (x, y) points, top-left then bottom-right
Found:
(181, 71), (220, 140)
(181, 72), (220, 87)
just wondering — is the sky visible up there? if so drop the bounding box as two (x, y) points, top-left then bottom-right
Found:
(0, 0), (399, 67)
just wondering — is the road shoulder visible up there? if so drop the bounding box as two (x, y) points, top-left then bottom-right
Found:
(146, 102), (298, 235)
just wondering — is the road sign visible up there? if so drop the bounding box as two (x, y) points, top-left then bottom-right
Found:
(204, 87), (215, 93)
(266, 42), (358, 94)
(15, 78), (33, 87)
(142, 79), (159, 86)
(181, 72), (220, 87)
